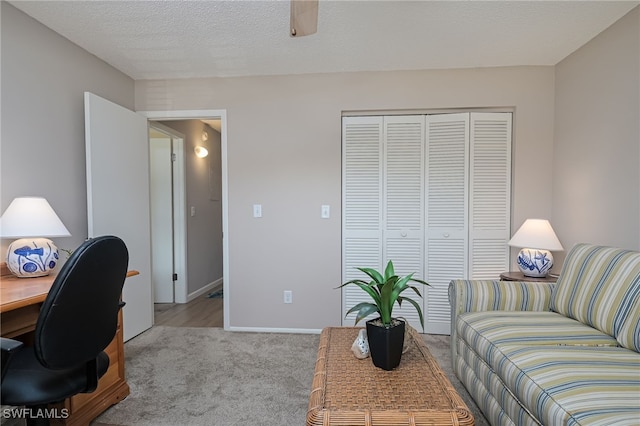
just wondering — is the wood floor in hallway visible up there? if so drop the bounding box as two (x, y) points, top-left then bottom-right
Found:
(154, 292), (223, 327)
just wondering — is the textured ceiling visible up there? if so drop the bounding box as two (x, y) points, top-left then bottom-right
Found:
(9, 0), (639, 80)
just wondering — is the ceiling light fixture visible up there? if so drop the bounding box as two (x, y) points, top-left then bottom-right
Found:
(194, 146), (209, 158)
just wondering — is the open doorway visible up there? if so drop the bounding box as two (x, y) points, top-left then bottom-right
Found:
(142, 109), (228, 330)
(149, 122), (186, 304)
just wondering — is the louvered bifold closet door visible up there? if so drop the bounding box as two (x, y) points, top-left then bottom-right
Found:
(469, 112), (512, 278)
(425, 113), (470, 335)
(342, 116), (383, 326)
(383, 116), (425, 330)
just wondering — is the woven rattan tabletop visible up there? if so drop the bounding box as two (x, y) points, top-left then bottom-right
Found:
(307, 327), (474, 426)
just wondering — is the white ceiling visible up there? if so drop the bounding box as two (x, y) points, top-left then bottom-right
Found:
(9, 1), (639, 81)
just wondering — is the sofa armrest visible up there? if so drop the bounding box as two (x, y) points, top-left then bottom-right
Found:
(448, 279), (556, 368)
(449, 279), (555, 316)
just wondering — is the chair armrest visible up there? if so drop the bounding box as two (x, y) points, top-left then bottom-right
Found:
(1, 337), (24, 381)
(448, 279), (555, 368)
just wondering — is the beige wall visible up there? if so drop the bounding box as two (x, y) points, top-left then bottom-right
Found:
(1, 2), (134, 255)
(7, 0), (636, 332)
(553, 6), (640, 259)
(136, 67), (556, 329)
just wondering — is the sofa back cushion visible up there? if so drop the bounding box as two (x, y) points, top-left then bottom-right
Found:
(550, 243), (640, 352)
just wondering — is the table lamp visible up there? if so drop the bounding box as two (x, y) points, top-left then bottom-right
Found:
(508, 218), (563, 278)
(0, 197), (71, 278)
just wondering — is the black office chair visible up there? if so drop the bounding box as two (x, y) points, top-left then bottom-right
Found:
(1, 235), (128, 425)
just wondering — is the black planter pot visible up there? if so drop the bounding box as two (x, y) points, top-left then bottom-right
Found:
(366, 318), (405, 370)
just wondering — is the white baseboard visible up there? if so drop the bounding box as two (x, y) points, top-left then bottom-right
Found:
(186, 277), (223, 302)
(227, 326), (322, 334)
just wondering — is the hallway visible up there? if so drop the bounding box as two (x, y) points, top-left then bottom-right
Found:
(154, 293), (223, 327)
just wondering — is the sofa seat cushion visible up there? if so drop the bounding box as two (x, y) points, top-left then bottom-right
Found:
(495, 345), (640, 425)
(457, 311), (619, 366)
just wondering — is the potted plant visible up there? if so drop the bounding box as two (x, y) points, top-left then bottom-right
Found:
(337, 260), (430, 370)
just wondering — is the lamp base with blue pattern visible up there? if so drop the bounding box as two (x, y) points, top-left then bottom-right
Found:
(6, 237), (60, 278)
(517, 248), (554, 278)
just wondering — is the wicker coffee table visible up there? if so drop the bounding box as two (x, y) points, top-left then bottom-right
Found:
(307, 327), (474, 426)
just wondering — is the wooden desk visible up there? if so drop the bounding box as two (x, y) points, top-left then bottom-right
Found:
(0, 266), (137, 425)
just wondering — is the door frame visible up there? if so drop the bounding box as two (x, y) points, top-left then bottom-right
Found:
(140, 109), (229, 330)
(148, 122), (187, 304)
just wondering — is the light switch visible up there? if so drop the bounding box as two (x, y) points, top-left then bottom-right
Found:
(190, 206), (196, 217)
(253, 204), (262, 218)
(321, 205), (330, 219)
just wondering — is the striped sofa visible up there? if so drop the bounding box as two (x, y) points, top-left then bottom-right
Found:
(449, 244), (640, 425)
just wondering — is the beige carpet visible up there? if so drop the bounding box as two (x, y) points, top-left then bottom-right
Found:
(93, 326), (489, 426)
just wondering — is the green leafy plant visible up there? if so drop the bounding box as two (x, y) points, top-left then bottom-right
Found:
(337, 260), (430, 329)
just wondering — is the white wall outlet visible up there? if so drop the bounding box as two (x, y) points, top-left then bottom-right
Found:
(190, 206), (196, 217)
(283, 290), (293, 304)
(321, 204), (330, 219)
(253, 204), (262, 218)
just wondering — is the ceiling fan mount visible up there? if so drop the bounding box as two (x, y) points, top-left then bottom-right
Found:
(290, 0), (318, 37)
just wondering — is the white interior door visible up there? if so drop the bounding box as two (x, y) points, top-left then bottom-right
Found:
(382, 115), (425, 329)
(342, 116), (383, 326)
(343, 112), (511, 335)
(150, 136), (174, 303)
(341, 115), (426, 330)
(85, 92), (153, 341)
(468, 112), (512, 279)
(425, 113), (470, 335)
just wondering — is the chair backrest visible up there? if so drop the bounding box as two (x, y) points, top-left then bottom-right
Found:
(34, 235), (129, 369)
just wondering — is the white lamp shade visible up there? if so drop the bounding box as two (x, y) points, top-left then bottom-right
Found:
(508, 219), (563, 251)
(0, 197), (71, 238)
